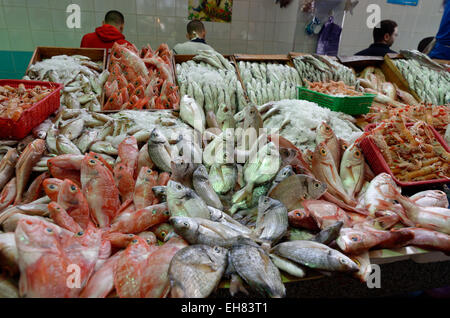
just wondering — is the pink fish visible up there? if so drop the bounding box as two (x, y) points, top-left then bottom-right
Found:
(57, 179), (91, 230)
(133, 167), (158, 210)
(303, 200), (353, 230)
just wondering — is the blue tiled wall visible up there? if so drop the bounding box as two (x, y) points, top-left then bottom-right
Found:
(0, 51), (33, 79)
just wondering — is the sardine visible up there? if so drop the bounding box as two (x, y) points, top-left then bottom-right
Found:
(169, 245), (228, 298)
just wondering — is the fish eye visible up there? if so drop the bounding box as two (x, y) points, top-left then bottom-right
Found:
(132, 239), (138, 244)
(89, 160), (96, 164)
(214, 247), (221, 253)
(176, 185), (182, 190)
(152, 210), (157, 215)
(164, 211), (170, 216)
(146, 239), (152, 244)
(296, 212), (302, 217)
(183, 222), (189, 227)
(355, 151), (361, 157)
(161, 232), (166, 238)
(147, 169), (152, 173)
(303, 193), (308, 200)
(314, 183), (320, 188)
(128, 234), (134, 238)
(70, 185), (77, 192)
(46, 228), (53, 233)
(339, 258), (348, 265)
(351, 236), (359, 242)
(49, 184), (56, 190)
(77, 231), (84, 236)
(320, 148), (327, 156)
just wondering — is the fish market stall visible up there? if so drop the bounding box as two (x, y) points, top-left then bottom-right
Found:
(0, 45), (449, 299)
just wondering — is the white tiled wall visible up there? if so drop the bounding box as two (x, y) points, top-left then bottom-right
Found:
(0, 0), (445, 55)
(339, 0), (444, 56)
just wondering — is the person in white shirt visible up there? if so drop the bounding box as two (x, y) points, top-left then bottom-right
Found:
(173, 20), (216, 55)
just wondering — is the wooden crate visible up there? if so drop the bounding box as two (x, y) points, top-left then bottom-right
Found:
(27, 46), (107, 72)
(381, 55), (422, 102)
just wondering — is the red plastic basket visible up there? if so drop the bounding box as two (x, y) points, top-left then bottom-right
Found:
(0, 80), (63, 140)
(359, 123), (450, 188)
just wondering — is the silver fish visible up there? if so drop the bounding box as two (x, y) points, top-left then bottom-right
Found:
(268, 165), (295, 193)
(167, 181), (210, 219)
(254, 196), (288, 245)
(56, 135), (82, 155)
(60, 118), (85, 140)
(193, 165), (223, 210)
(90, 141), (118, 156)
(148, 129), (173, 172)
(208, 206), (253, 236)
(269, 254), (306, 278)
(171, 157), (197, 188)
(271, 241), (359, 272)
(169, 245), (228, 298)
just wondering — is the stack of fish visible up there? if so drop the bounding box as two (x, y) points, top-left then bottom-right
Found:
(176, 51), (248, 131)
(237, 61), (301, 105)
(393, 58), (450, 105)
(103, 43), (180, 110)
(257, 99), (363, 152)
(293, 54), (357, 87)
(25, 55), (108, 111)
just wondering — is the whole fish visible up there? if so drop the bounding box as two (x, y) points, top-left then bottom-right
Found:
(2, 213), (50, 233)
(316, 122), (341, 169)
(410, 190), (449, 208)
(43, 178), (64, 201)
(271, 240), (359, 272)
(76, 130), (99, 156)
(90, 141), (118, 156)
(340, 144), (365, 198)
(268, 165), (295, 193)
(118, 136), (139, 176)
(48, 202), (83, 233)
(0, 232), (18, 275)
(0, 178), (16, 213)
(166, 180), (210, 219)
(46, 125), (59, 154)
(147, 129), (173, 172)
(57, 179), (91, 230)
(268, 174), (327, 211)
(16, 218), (101, 298)
(208, 206), (253, 236)
(336, 225), (414, 254)
(114, 163), (136, 202)
(313, 221), (344, 245)
(109, 203), (170, 234)
(288, 209), (320, 231)
(15, 139), (46, 204)
(138, 144), (155, 172)
(171, 157), (197, 188)
(179, 96), (206, 133)
(32, 119), (53, 140)
(60, 118), (85, 140)
(312, 142), (355, 206)
(209, 163), (237, 194)
(229, 241), (285, 298)
(394, 227), (450, 253)
(134, 167), (159, 210)
(171, 217), (250, 248)
(0, 274), (19, 298)
(393, 190), (450, 235)
(269, 254), (306, 278)
(254, 196), (288, 245)
(364, 173), (400, 216)
(81, 156), (120, 228)
(56, 135), (82, 155)
(193, 165), (223, 210)
(302, 200), (353, 230)
(0, 148), (19, 192)
(169, 245), (228, 298)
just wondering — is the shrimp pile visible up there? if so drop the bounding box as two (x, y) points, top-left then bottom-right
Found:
(365, 104), (450, 136)
(103, 42), (180, 111)
(0, 84), (54, 122)
(307, 81), (364, 97)
(367, 117), (450, 182)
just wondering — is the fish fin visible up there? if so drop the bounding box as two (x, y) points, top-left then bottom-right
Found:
(229, 274), (249, 296)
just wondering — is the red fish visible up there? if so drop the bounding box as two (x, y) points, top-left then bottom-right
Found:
(0, 178), (16, 213)
(133, 167), (158, 210)
(22, 172), (49, 204)
(303, 200), (353, 230)
(393, 227), (450, 253)
(81, 157), (120, 228)
(114, 163), (136, 202)
(48, 202), (83, 233)
(109, 203), (170, 234)
(43, 178), (64, 202)
(118, 137), (139, 177)
(57, 179), (91, 230)
(87, 152), (114, 175)
(288, 209), (319, 231)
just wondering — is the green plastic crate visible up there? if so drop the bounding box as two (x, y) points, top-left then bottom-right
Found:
(297, 86), (375, 115)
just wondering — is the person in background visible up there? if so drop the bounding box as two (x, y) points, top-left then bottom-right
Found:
(173, 20), (215, 55)
(429, 0), (450, 60)
(81, 10), (133, 49)
(417, 37), (435, 54)
(355, 20), (398, 56)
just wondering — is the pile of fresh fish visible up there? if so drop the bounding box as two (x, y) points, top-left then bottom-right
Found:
(237, 61), (301, 104)
(257, 99), (363, 152)
(293, 54), (357, 87)
(393, 58), (450, 105)
(176, 52), (248, 131)
(25, 55), (108, 111)
(103, 43), (180, 110)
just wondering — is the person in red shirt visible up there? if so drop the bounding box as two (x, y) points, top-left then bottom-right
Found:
(81, 10), (133, 49)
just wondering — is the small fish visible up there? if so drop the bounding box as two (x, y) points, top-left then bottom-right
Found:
(0, 149), (18, 192)
(254, 196), (288, 245)
(268, 165), (295, 193)
(56, 135), (82, 155)
(269, 174), (327, 211)
(340, 144), (365, 199)
(0, 178), (16, 213)
(229, 241), (285, 298)
(170, 157), (197, 188)
(76, 130), (99, 154)
(60, 118), (85, 140)
(272, 240), (359, 272)
(313, 221), (344, 245)
(410, 190), (449, 209)
(364, 173), (400, 216)
(316, 122), (341, 169)
(269, 254), (306, 278)
(32, 119), (53, 140)
(393, 227), (450, 253)
(171, 217), (250, 248)
(134, 167), (159, 209)
(169, 245), (228, 298)
(147, 129), (173, 172)
(137, 144), (155, 172)
(180, 96), (206, 133)
(15, 139), (46, 204)
(303, 200), (353, 230)
(57, 179), (91, 230)
(193, 165), (223, 210)
(166, 181), (210, 219)
(90, 141), (118, 156)
(208, 206), (253, 236)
